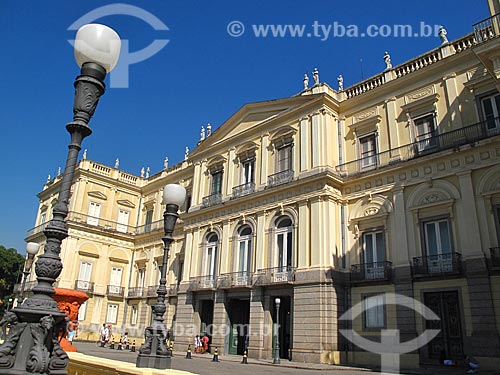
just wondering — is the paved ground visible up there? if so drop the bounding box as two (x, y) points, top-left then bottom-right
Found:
(72, 341), (492, 375)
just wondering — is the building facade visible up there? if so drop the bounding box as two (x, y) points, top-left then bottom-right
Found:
(22, 12), (500, 371)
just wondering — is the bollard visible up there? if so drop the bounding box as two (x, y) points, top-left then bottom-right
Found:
(212, 347), (219, 362)
(130, 340), (136, 352)
(241, 350), (248, 364)
(109, 337), (115, 349)
(185, 345), (192, 359)
(117, 336), (122, 350)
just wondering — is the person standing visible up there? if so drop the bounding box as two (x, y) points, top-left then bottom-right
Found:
(202, 334), (209, 354)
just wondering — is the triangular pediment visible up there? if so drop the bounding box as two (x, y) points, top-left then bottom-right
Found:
(190, 95), (323, 157)
(87, 191), (107, 200)
(117, 199), (135, 208)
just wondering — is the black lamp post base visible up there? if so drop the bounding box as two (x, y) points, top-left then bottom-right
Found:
(136, 354), (172, 369)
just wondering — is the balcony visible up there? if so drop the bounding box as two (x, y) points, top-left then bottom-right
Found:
(218, 271), (253, 289)
(26, 222), (49, 237)
(490, 247), (500, 269)
(254, 267), (295, 286)
(350, 261), (392, 283)
(13, 281), (37, 294)
(67, 212), (135, 235)
(189, 275), (217, 291)
(146, 285), (160, 297)
(127, 287), (145, 298)
(202, 193), (222, 208)
(135, 220), (163, 235)
(267, 170), (294, 188)
(336, 119), (500, 178)
(232, 182), (255, 199)
(74, 280), (94, 293)
(473, 13), (500, 44)
(106, 285), (125, 298)
(412, 252), (462, 277)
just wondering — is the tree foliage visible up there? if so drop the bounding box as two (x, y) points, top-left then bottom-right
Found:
(0, 245), (24, 309)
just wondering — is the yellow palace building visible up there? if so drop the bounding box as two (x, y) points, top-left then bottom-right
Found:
(21, 6), (500, 370)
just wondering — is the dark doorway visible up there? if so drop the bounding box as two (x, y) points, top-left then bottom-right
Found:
(424, 291), (464, 361)
(272, 296), (292, 360)
(199, 299), (214, 350)
(228, 299), (250, 355)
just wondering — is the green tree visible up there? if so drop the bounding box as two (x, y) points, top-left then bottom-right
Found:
(0, 245), (24, 316)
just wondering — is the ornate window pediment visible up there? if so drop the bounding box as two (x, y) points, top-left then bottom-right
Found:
(117, 199), (135, 208)
(88, 191), (107, 200)
(348, 107), (382, 136)
(235, 142), (259, 161)
(348, 195), (393, 238)
(206, 155), (226, 173)
(269, 126), (296, 149)
(402, 85), (439, 114)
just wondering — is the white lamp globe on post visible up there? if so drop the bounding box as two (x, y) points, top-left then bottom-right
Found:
(273, 297), (281, 364)
(0, 23), (121, 375)
(18, 242), (41, 304)
(137, 183), (186, 369)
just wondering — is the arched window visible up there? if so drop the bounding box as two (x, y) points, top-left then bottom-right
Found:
(237, 225), (252, 274)
(275, 216), (293, 270)
(205, 233), (218, 277)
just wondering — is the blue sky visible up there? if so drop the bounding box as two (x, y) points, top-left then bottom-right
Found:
(0, 0), (489, 254)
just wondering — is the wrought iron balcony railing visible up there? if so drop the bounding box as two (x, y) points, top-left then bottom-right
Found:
(74, 280), (94, 293)
(106, 285), (125, 298)
(127, 287), (145, 298)
(336, 119), (500, 178)
(218, 271), (253, 289)
(254, 266), (295, 285)
(412, 252), (461, 277)
(147, 285), (160, 297)
(473, 13), (500, 44)
(189, 275), (217, 291)
(13, 281), (37, 294)
(267, 170), (294, 188)
(67, 212), (135, 235)
(490, 247), (500, 269)
(202, 193), (222, 208)
(232, 182), (255, 199)
(135, 220), (164, 235)
(26, 222), (49, 237)
(350, 261), (392, 283)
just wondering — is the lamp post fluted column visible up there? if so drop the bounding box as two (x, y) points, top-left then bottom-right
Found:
(0, 24), (120, 375)
(273, 297), (281, 364)
(137, 184), (186, 370)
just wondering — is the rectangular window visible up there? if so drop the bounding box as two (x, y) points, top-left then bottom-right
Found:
(211, 171), (223, 194)
(364, 294), (385, 329)
(413, 114), (437, 152)
(87, 201), (101, 226)
(359, 135), (377, 169)
(130, 305), (138, 325)
(137, 268), (146, 288)
(40, 212), (47, 225)
(242, 159), (255, 184)
(77, 261), (92, 289)
(145, 210), (153, 232)
(109, 267), (122, 294)
(78, 300), (87, 321)
(106, 303), (119, 324)
(117, 209), (130, 233)
(362, 231), (386, 279)
(424, 219), (451, 256)
(481, 93), (500, 133)
(277, 145), (293, 172)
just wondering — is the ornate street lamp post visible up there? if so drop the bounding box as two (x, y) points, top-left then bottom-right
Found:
(273, 297), (281, 364)
(0, 23), (120, 375)
(137, 183), (186, 369)
(17, 242), (41, 304)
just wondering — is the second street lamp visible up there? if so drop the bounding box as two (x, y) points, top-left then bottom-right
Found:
(18, 242), (41, 304)
(273, 297), (281, 364)
(0, 23), (121, 375)
(137, 183), (186, 369)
